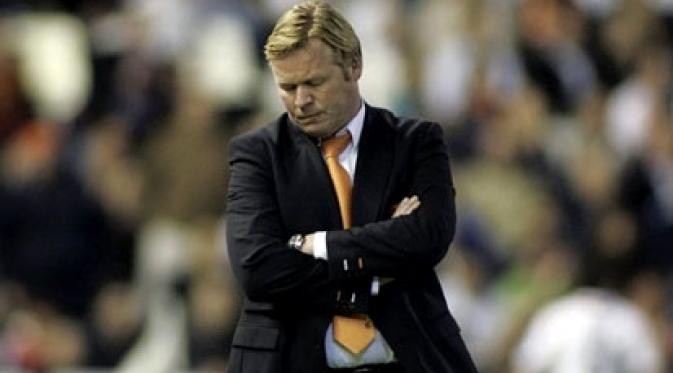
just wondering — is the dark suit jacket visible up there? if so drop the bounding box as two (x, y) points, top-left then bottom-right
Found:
(226, 105), (477, 373)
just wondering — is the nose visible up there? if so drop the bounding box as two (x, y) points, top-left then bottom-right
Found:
(295, 85), (313, 109)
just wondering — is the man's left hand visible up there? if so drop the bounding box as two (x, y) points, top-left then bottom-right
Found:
(301, 233), (315, 255)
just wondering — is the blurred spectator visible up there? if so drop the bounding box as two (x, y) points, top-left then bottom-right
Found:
(1, 306), (87, 370)
(342, 0), (412, 111)
(619, 108), (673, 272)
(85, 282), (143, 368)
(140, 82), (233, 223)
(417, 0), (479, 124)
(605, 38), (672, 160)
(438, 245), (506, 372)
(512, 206), (665, 372)
(187, 270), (239, 371)
(0, 119), (108, 318)
(12, 13), (92, 124)
(516, 0), (597, 113)
(512, 288), (663, 373)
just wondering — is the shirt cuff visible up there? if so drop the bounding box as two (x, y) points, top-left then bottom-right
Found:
(313, 231), (328, 260)
(372, 277), (380, 296)
(316, 232), (378, 295)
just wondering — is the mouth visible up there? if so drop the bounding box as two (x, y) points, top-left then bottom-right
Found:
(296, 112), (323, 124)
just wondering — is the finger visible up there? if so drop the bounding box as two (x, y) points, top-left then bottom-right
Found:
(409, 195), (420, 208)
(394, 199), (417, 216)
(392, 196), (422, 217)
(392, 205), (404, 217)
(392, 197), (409, 217)
(408, 199), (420, 213)
(401, 196), (420, 215)
(399, 198), (414, 212)
(402, 202), (418, 215)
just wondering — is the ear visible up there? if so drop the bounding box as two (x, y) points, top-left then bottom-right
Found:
(350, 57), (362, 81)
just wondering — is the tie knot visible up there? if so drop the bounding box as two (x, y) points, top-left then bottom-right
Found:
(322, 132), (352, 158)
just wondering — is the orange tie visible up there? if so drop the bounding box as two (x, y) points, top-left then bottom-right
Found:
(322, 132), (376, 354)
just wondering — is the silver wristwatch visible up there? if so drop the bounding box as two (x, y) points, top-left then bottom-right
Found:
(288, 234), (305, 250)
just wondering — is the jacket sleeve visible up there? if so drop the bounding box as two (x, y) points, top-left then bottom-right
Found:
(325, 122), (456, 280)
(226, 133), (362, 311)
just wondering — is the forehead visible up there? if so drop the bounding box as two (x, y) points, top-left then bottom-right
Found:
(269, 39), (339, 82)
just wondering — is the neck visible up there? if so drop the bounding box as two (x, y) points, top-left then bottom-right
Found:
(322, 98), (363, 141)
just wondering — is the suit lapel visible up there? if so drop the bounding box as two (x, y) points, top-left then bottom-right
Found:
(282, 120), (343, 231)
(352, 106), (395, 226)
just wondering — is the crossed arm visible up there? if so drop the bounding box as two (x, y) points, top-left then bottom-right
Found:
(226, 123), (455, 310)
(299, 195), (421, 256)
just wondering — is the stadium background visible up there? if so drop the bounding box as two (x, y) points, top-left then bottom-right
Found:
(0, 0), (671, 371)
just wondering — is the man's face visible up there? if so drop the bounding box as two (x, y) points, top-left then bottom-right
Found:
(270, 39), (362, 139)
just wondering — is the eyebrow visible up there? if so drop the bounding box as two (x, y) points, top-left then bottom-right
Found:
(281, 72), (324, 82)
(278, 76), (326, 87)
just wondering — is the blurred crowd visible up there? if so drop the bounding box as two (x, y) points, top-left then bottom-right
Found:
(0, 0), (671, 372)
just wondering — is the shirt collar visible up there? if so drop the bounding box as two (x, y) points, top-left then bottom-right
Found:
(336, 101), (365, 149)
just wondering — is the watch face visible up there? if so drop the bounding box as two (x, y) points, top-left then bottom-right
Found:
(289, 234), (304, 250)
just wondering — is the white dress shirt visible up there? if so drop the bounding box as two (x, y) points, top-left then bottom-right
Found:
(312, 103), (396, 368)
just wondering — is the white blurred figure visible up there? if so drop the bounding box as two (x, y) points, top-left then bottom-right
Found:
(604, 78), (656, 160)
(513, 288), (664, 373)
(124, 0), (198, 60)
(421, 33), (475, 123)
(574, 0), (619, 18)
(181, 14), (258, 108)
(416, 0), (475, 123)
(604, 43), (671, 161)
(439, 248), (506, 372)
(12, 13), (91, 124)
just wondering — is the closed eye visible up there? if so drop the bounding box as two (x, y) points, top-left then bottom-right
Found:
(307, 78), (325, 87)
(279, 84), (297, 92)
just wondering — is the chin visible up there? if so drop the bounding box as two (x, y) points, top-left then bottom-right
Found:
(297, 123), (327, 138)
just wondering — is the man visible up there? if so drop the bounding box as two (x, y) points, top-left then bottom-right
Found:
(226, 1), (478, 372)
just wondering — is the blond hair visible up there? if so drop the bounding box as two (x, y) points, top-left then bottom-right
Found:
(264, 0), (362, 69)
